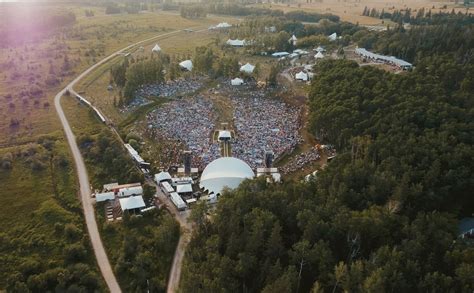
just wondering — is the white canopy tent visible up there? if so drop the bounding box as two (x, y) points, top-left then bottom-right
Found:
(152, 44), (161, 52)
(179, 60), (193, 71)
(119, 196), (145, 211)
(289, 34), (297, 46)
(328, 33), (337, 41)
(315, 51), (325, 59)
(240, 63), (255, 74)
(295, 71), (308, 81)
(231, 78), (244, 86)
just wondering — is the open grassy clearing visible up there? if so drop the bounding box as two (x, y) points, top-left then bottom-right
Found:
(254, 0), (462, 25)
(0, 4), (236, 146)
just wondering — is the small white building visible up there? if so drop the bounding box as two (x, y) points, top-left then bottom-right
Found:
(170, 192), (187, 211)
(240, 63), (255, 74)
(218, 130), (232, 141)
(272, 52), (290, 58)
(152, 44), (161, 52)
(231, 77), (244, 86)
(161, 181), (175, 194)
(118, 186), (143, 197)
(119, 196), (146, 212)
(179, 60), (193, 71)
(176, 184), (193, 194)
(295, 71), (309, 81)
(226, 39), (246, 47)
(95, 192), (115, 202)
(154, 171), (172, 183)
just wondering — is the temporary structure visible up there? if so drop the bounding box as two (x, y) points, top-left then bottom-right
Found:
(179, 60), (193, 71)
(231, 78), (244, 86)
(152, 44), (161, 52)
(289, 34), (297, 46)
(226, 39), (245, 47)
(315, 46), (326, 52)
(328, 33), (337, 41)
(315, 52), (324, 59)
(295, 71), (308, 81)
(240, 63), (255, 74)
(271, 52), (290, 58)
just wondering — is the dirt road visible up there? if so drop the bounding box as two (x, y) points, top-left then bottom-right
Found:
(54, 27), (202, 292)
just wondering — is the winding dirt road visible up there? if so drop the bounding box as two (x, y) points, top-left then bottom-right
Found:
(54, 27), (203, 293)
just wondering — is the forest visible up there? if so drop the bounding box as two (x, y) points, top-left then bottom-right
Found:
(180, 19), (474, 293)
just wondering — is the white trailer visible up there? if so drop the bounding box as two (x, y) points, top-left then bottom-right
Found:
(170, 192), (187, 211)
(118, 186), (143, 197)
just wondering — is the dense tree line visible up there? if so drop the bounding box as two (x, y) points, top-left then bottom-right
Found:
(353, 21), (474, 63)
(180, 20), (474, 291)
(362, 6), (474, 25)
(1, 140), (102, 291)
(180, 5), (207, 19)
(103, 210), (180, 292)
(122, 57), (165, 104)
(78, 130), (143, 188)
(285, 10), (340, 23)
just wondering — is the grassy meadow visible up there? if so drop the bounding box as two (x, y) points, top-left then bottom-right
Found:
(0, 3), (235, 290)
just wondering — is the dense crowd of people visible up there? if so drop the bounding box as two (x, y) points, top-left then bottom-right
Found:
(143, 81), (311, 172)
(146, 96), (220, 169)
(230, 90), (302, 169)
(135, 78), (203, 99)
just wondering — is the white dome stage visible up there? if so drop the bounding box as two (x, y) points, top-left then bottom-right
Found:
(200, 157), (255, 195)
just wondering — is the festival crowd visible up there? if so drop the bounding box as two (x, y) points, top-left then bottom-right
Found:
(230, 91), (302, 169)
